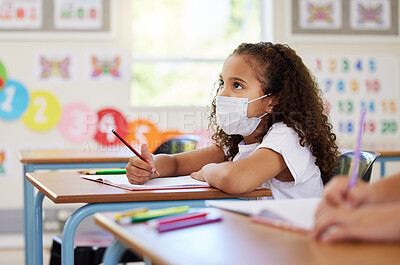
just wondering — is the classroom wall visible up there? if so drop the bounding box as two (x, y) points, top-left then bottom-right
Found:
(0, 0), (399, 216)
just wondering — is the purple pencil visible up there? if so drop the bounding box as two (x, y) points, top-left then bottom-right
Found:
(349, 108), (366, 189)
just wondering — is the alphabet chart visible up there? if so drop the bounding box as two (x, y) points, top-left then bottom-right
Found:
(306, 55), (400, 143)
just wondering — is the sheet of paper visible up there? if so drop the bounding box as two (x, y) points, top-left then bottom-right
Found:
(206, 198), (321, 230)
(81, 174), (210, 190)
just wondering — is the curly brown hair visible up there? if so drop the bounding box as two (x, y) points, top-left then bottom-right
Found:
(208, 42), (339, 184)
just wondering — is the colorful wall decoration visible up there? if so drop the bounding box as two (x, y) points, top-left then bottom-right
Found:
(85, 51), (129, 81)
(292, 0), (398, 37)
(0, 147), (12, 178)
(0, 0), (43, 30)
(0, 79), (29, 120)
(0, 60), (7, 90)
(54, 0), (103, 30)
(34, 52), (76, 81)
(306, 55), (399, 141)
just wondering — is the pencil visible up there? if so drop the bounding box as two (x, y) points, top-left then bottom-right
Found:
(111, 129), (160, 176)
(115, 207), (149, 221)
(79, 169), (127, 175)
(349, 108), (366, 189)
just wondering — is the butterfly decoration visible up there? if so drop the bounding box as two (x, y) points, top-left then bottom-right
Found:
(307, 3), (333, 23)
(358, 4), (383, 24)
(40, 56), (70, 79)
(91, 56), (121, 78)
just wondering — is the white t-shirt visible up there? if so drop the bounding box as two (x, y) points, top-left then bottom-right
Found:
(232, 122), (323, 199)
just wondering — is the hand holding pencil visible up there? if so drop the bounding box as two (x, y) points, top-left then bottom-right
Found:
(111, 129), (160, 185)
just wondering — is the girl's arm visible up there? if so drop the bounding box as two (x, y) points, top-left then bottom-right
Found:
(126, 144), (225, 184)
(155, 145), (226, 176)
(191, 148), (287, 194)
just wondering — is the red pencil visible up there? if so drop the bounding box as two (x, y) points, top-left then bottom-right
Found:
(112, 129), (160, 176)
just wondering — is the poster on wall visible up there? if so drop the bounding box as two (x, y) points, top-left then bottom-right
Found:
(34, 52), (77, 81)
(0, 147), (12, 178)
(299, 0), (342, 30)
(54, 0), (103, 30)
(0, 0), (43, 29)
(291, 0), (399, 37)
(306, 55), (400, 144)
(350, 0), (391, 30)
(85, 51), (130, 82)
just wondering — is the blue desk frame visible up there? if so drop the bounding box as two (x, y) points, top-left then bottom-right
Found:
(32, 189), (206, 265)
(23, 161), (128, 265)
(375, 156), (400, 178)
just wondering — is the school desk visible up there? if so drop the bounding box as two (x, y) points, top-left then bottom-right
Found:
(25, 171), (271, 265)
(18, 148), (132, 265)
(94, 208), (400, 265)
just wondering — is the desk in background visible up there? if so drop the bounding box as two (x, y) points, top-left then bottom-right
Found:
(95, 208), (400, 265)
(26, 171), (271, 265)
(19, 148), (132, 265)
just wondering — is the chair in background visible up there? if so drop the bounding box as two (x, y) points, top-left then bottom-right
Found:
(333, 150), (380, 182)
(153, 135), (199, 154)
(49, 135), (200, 265)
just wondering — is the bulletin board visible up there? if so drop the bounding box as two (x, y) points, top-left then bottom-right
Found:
(291, 0), (399, 38)
(306, 55), (400, 143)
(0, 0), (115, 38)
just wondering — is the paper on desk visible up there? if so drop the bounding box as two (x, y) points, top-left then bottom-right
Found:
(206, 198), (321, 231)
(81, 174), (210, 191)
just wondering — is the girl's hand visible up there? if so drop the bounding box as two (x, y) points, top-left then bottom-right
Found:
(190, 163), (219, 182)
(312, 202), (400, 243)
(125, 144), (157, 185)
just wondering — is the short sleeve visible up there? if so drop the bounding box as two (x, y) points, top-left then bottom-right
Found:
(255, 123), (320, 186)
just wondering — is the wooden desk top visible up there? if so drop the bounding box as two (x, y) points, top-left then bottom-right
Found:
(18, 148), (132, 164)
(94, 209), (400, 265)
(26, 172), (272, 204)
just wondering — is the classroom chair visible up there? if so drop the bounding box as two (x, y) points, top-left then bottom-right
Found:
(153, 135), (199, 154)
(333, 150), (380, 182)
(49, 135), (199, 265)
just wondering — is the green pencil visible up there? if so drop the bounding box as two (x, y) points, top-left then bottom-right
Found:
(80, 169), (127, 175)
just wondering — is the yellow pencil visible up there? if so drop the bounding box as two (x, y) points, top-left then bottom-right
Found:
(115, 207), (149, 221)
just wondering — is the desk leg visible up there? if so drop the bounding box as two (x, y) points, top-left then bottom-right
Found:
(33, 192), (45, 265)
(23, 164), (35, 265)
(62, 203), (143, 265)
(381, 161), (386, 178)
(62, 200), (207, 265)
(102, 240), (127, 265)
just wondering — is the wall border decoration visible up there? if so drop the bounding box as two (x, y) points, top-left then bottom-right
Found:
(0, 0), (116, 39)
(288, 0), (400, 42)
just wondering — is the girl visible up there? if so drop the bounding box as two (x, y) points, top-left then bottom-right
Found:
(126, 42), (338, 199)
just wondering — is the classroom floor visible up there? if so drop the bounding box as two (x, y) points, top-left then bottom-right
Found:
(0, 233), (144, 265)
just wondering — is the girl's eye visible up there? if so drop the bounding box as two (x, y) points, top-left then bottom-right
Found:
(233, 82), (244, 90)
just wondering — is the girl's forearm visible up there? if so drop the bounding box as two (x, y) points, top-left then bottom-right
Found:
(153, 154), (178, 177)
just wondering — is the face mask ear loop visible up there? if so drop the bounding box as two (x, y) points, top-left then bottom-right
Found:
(248, 93), (272, 104)
(258, 112), (269, 119)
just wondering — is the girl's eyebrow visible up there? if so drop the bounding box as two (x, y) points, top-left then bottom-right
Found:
(219, 74), (248, 84)
(231, 77), (247, 84)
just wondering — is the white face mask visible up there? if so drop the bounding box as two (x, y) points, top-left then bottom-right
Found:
(216, 94), (270, 136)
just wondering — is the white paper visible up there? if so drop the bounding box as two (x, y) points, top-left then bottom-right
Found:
(206, 198), (321, 230)
(82, 174), (210, 190)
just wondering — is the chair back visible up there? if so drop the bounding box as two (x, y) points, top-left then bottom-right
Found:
(333, 150), (380, 182)
(153, 135), (199, 155)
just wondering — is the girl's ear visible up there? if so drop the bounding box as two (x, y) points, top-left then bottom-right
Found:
(265, 95), (277, 113)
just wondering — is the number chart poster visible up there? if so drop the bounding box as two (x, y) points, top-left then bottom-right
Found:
(306, 55), (400, 143)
